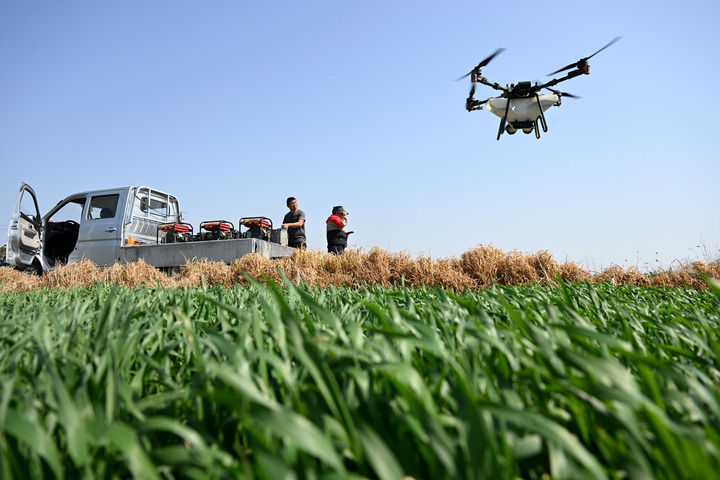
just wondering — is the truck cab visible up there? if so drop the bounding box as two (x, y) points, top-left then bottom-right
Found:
(6, 184), (180, 274)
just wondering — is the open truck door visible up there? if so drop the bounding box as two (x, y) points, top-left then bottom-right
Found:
(7, 183), (43, 274)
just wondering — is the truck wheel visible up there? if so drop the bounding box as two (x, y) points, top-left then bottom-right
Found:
(26, 261), (43, 276)
(159, 266), (182, 277)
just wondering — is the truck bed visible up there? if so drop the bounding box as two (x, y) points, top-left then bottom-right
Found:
(119, 238), (293, 268)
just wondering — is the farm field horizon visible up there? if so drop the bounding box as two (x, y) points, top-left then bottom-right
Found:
(1, 277), (719, 479)
(2, 245), (719, 293)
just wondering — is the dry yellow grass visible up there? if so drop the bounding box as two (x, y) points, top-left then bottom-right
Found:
(104, 259), (173, 288)
(0, 266), (39, 293)
(647, 260), (720, 290)
(1, 246), (718, 293)
(595, 266), (651, 287)
(556, 261), (592, 283)
(460, 245), (505, 285)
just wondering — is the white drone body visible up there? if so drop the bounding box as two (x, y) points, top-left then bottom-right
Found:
(486, 94), (560, 134)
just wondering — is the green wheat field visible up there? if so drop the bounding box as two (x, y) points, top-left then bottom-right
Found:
(1, 278), (719, 479)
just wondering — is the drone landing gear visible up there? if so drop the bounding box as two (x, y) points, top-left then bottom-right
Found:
(497, 98), (511, 141)
(525, 94), (550, 139)
(535, 94), (548, 136)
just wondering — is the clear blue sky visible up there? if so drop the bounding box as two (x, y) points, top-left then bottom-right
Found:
(2, 1), (719, 272)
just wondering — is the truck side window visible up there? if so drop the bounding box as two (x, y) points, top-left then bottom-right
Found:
(88, 194), (119, 220)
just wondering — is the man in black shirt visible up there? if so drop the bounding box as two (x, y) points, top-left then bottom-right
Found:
(282, 197), (306, 249)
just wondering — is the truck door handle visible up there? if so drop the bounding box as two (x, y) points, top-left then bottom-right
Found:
(105, 227), (117, 232)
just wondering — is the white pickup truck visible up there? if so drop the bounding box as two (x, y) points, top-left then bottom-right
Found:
(5, 183), (292, 274)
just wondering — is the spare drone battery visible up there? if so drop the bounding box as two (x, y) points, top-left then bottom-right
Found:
(271, 228), (288, 246)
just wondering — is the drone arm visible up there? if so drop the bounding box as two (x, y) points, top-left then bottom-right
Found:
(538, 68), (585, 91)
(476, 75), (508, 93)
(466, 98), (488, 112)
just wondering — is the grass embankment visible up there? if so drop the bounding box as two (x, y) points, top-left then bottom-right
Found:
(1, 245), (719, 292)
(1, 280), (719, 478)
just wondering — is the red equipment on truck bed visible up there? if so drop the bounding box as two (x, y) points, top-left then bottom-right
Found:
(240, 217), (272, 229)
(198, 220), (235, 240)
(239, 216), (273, 241)
(157, 222), (194, 244)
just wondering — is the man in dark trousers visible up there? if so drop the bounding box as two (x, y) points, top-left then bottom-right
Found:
(282, 197), (307, 249)
(326, 205), (351, 255)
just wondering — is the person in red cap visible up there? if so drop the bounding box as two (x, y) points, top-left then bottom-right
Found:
(326, 206), (352, 255)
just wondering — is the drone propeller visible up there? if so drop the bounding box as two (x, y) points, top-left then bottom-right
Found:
(468, 85), (494, 102)
(547, 36), (621, 76)
(456, 48), (505, 81)
(465, 88), (491, 110)
(544, 87), (580, 99)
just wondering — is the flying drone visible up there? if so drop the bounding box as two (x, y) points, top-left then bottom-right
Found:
(458, 37), (621, 140)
